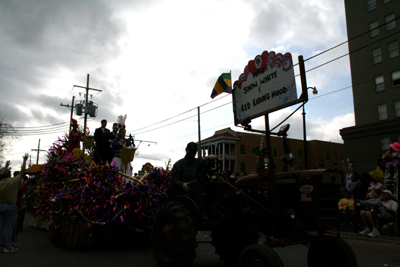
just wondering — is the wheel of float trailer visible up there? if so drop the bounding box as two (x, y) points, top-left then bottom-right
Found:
(211, 224), (260, 266)
(307, 237), (358, 267)
(152, 201), (197, 267)
(237, 244), (284, 267)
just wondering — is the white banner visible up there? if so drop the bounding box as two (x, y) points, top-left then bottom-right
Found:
(233, 51), (297, 124)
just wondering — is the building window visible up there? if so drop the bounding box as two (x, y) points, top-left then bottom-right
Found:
(395, 101), (400, 117)
(334, 153), (338, 161)
(326, 152), (330, 161)
(381, 135), (390, 150)
(375, 75), (385, 91)
(370, 21), (379, 37)
(367, 0), (376, 11)
(230, 144), (236, 155)
(240, 145), (245, 155)
(372, 47), (382, 64)
(298, 150), (303, 160)
(273, 148), (277, 158)
(378, 104), (387, 120)
(388, 41), (399, 58)
(240, 163), (246, 173)
(386, 13), (396, 31)
(393, 70), (400, 87)
(318, 159), (324, 168)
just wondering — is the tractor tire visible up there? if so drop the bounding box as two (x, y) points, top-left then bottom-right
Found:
(238, 244), (284, 267)
(152, 201), (197, 267)
(307, 237), (358, 267)
(211, 224), (260, 266)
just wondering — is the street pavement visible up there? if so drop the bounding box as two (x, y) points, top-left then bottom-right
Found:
(1, 211), (400, 266)
(327, 227), (400, 245)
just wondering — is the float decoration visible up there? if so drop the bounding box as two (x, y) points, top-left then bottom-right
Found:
(30, 135), (171, 250)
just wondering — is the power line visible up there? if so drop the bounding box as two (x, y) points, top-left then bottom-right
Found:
(14, 16), (398, 143)
(133, 101), (232, 136)
(304, 15), (400, 63)
(50, 85), (75, 125)
(13, 121), (70, 129)
(128, 94), (230, 134)
(13, 118), (84, 137)
(130, 25), (399, 137)
(305, 29), (400, 73)
(13, 117), (84, 130)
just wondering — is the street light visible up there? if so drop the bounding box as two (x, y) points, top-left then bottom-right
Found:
(303, 86), (318, 170)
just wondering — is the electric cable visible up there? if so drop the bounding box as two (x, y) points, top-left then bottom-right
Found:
(304, 15), (400, 62)
(50, 85), (76, 124)
(10, 16), (399, 143)
(128, 94), (230, 134)
(305, 29), (400, 73)
(132, 101), (232, 136)
(129, 22), (399, 136)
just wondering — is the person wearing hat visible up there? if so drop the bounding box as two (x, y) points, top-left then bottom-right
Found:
(171, 142), (225, 221)
(0, 153), (29, 253)
(67, 118), (82, 153)
(382, 141), (400, 179)
(378, 190), (398, 224)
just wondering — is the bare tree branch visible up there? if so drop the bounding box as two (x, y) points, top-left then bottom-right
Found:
(0, 115), (18, 162)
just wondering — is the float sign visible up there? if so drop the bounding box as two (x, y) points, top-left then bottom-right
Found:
(233, 51), (297, 125)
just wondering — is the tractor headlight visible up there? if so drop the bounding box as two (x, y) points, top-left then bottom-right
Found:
(286, 209), (295, 219)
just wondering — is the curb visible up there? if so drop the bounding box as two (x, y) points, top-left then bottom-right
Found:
(327, 230), (400, 245)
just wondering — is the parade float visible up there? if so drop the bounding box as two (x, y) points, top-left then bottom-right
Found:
(30, 134), (171, 250)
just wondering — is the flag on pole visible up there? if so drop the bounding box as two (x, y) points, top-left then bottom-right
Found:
(210, 73), (232, 99)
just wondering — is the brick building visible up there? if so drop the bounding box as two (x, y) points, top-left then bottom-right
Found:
(200, 128), (344, 175)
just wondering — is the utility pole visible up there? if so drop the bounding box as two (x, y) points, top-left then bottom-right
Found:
(31, 139), (46, 165)
(74, 74), (102, 136)
(60, 96), (76, 135)
(197, 106), (202, 159)
(299, 55), (308, 170)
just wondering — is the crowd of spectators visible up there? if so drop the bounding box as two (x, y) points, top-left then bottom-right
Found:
(339, 142), (399, 237)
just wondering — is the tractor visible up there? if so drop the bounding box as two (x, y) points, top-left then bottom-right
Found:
(152, 124), (357, 267)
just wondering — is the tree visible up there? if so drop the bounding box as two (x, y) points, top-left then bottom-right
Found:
(0, 116), (17, 163)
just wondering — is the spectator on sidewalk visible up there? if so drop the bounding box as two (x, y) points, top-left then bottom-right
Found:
(366, 178), (383, 199)
(0, 153), (29, 253)
(346, 174), (359, 197)
(351, 172), (370, 230)
(16, 176), (28, 232)
(378, 190), (398, 230)
(338, 191), (355, 230)
(382, 141), (400, 179)
(370, 155), (386, 184)
(358, 189), (383, 238)
(343, 158), (355, 188)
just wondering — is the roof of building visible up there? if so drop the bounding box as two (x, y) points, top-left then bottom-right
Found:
(202, 128), (240, 142)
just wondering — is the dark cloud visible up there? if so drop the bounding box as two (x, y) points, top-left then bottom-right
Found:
(0, 0), (127, 127)
(248, 1), (345, 55)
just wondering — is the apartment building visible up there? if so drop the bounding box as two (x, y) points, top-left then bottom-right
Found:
(340, 0), (400, 172)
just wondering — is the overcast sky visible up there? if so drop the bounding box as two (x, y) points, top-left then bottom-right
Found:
(0, 0), (355, 173)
